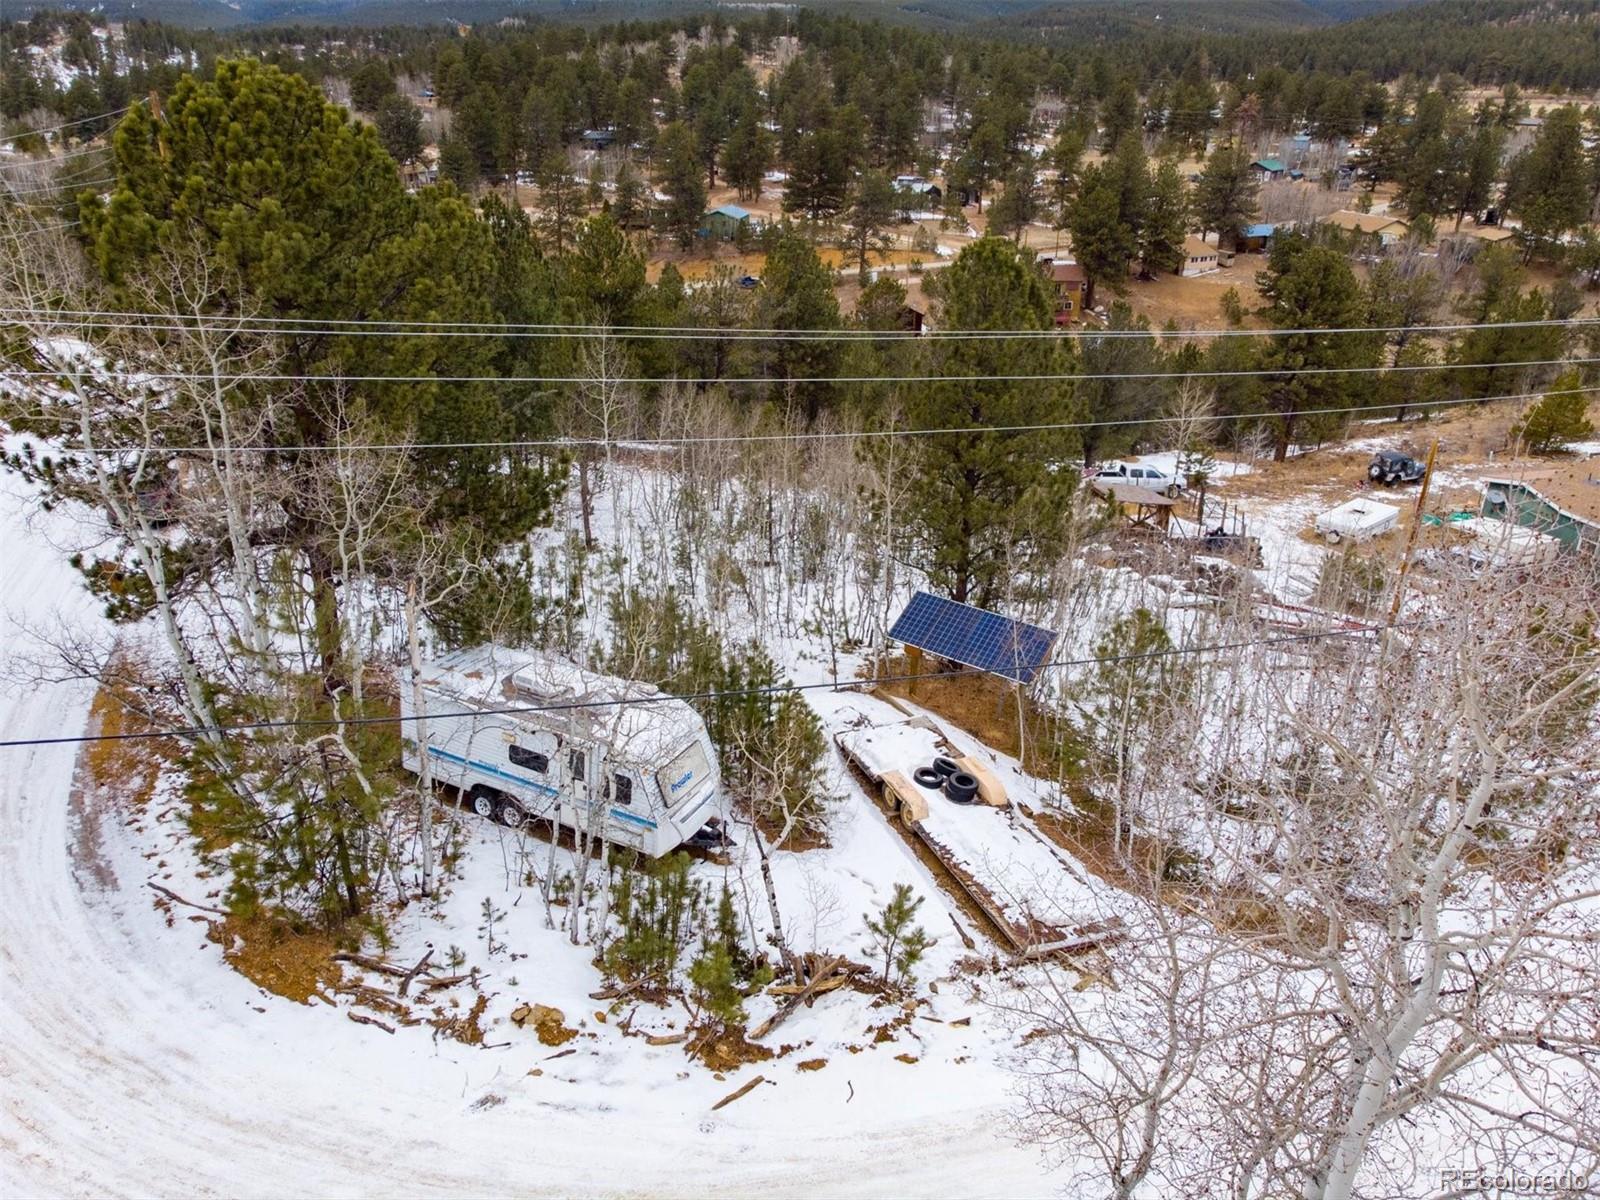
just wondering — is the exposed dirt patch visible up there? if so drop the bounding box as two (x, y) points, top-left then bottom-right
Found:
(512, 1002), (578, 1046)
(689, 1024), (775, 1072)
(209, 914), (343, 1005)
(796, 1057), (828, 1072)
(432, 993), (489, 1046)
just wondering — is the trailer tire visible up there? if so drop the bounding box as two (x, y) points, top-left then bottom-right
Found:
(931, 756), (961, 778)
(496, 798), (528, 830)
(912, 766), (944, 789)
(1323, 529), (1342, 545)
(1165, 483), (1181, 499)
(943, 771), (980, 804)
(468, 786), (498, 819)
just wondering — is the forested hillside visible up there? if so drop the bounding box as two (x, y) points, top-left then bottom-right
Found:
(2, 3), (1599, 1198)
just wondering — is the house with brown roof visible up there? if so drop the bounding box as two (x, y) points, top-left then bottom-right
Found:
(1180, 235), (1222, 276)
(1040, 257), (1088, 323)
(1321, 210), (1410, 248)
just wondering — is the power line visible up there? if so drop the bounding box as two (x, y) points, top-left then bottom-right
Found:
(15, 383), (1592, 456)
(7, 354), (1592, 387)
(0, 175), (116, 198)
(0, 144), (110, 173)
(0, 107), (131, 144)
(4, 304), (1597, 342)
(0, 623), (1400, 750)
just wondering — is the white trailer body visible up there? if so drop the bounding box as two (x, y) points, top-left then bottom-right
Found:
(400, 645), (722, 857)
(1314, 498), (1400, 544)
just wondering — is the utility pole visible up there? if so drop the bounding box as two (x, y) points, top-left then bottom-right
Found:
(1387, 438), (1439, 627)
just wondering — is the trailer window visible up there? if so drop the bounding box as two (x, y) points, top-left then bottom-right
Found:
(607, 773), (633, 807)
(508, 745), (548, 773)
(657, 739), (713, 807)
(567, 748), (586, 782)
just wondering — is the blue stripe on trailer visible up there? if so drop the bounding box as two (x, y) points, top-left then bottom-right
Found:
(427, 745), (561, 797)
(611, 807), (659, 830)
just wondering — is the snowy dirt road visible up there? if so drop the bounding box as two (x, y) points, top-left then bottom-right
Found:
(0, 485), (1054, 1199)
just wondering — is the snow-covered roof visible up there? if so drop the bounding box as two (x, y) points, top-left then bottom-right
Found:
(420, 645), (705, 766)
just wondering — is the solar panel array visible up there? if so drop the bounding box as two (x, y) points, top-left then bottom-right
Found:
(888, 591), (1059, 685)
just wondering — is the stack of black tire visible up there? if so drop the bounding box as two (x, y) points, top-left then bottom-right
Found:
(912, 756), (980, 804)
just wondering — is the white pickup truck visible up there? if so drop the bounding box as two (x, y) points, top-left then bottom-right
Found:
(1087, 460), (1185, 500)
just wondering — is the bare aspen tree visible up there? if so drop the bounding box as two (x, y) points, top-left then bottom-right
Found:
(1013, 560), (1600, 1199)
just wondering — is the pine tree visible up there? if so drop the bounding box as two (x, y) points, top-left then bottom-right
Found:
(722, 103), (772, 202)
(863, 884), (931, 987)
(1505, 107), (1593, 259)
(1256, 235), (1377, 459)
(1139, 158), (1189, 278)
(374, 94), (424, 165)
(654, 121), (706, 250)
(904, 238), (1081, 605)
(1068, 165), (1136, 310)
(1194, 141), (1259, 250)
(536, 150), (584, 255)
(753, 229), (842, 418)
(1513, 371), (1596, 454)
(842, 170), (899, 278)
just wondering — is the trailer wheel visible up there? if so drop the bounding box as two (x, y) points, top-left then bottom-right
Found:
(468, 786), (498, 819)
(496, 798), (528, 830)
(943, 771), (980, 804)
(1323, 529), (1342, 545)
(1165, 483), (1181, 499)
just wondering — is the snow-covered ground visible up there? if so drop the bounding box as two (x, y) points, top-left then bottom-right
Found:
(0, 476), (1060, 1198)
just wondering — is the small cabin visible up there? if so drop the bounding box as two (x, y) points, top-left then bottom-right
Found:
(700, 203), (753, 241)
(1239, 222), (1277, 253)
(1251, 157), (1287, 182)
(1040, 256), (1088, 323)
(1180, 235), (1221, 277)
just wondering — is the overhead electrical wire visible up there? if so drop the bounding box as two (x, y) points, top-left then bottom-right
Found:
(6, 354), (1593, 387)
(0, 623), (1406, 751)
(4, 304), (1598, 342)
(14, 383), (1594, 456)
(0, 175), (117, 198)
(0, 106), (131, 143)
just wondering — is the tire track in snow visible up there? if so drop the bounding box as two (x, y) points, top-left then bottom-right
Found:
(0, 484), (1050, 1199)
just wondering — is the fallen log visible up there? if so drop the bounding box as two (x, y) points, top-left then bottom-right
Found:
(398, 947), (434, 998)
(751, 956), (843, 1040)
(330, 952), (413, 979)
(147, 881), (226, 916)
(347, 1011), (395, 1034)
(711, 1074), (767, 1111)
(645, 1031), (688, 1046)
(767, 975), (848, 997)
(421, 970), (478, 991)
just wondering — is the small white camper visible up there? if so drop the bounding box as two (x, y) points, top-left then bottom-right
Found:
(400, 645), (724, 857)
(1314, 499), (1400, 544)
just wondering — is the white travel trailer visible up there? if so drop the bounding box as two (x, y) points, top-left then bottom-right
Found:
(399, 645), (724, 857)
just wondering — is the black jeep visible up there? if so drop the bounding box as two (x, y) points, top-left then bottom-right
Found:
(1368, 450), (1426, 486)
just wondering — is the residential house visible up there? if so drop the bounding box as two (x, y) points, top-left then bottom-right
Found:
(700, 203), (753, 240)
(897, 304), (926, 334)
(1321, 209), (1410, 248)
(893, 174), (942, 216)
(1479, 465), (1600, 557)
(1180, 235), (1222, 276)
(580, 128), (617, 150)
(1040, 256), (1088, 323)
(1239, 222), (1278, 253)
(1251, 157), (1287, 182)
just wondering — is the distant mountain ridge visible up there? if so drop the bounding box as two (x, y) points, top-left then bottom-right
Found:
(3, 0), (1426, 28)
